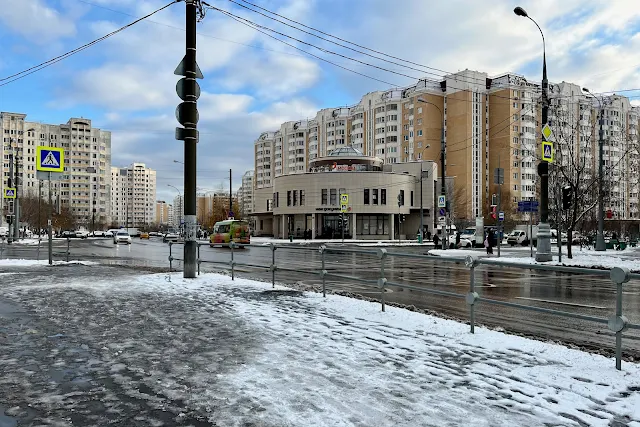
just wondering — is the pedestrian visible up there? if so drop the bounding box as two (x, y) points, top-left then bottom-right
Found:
(433, 233), (440, 249)
(455, 232), (461, 249)
(484, 234), (490, 255)
(426, 230), (432, 242)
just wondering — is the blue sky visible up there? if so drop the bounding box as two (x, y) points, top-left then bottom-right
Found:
(1, 0), (640, 202)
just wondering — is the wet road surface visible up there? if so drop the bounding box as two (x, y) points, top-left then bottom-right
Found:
(2, 237), (640, 358)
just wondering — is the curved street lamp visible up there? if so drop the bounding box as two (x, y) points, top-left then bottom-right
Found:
(514, 6), (552, 262)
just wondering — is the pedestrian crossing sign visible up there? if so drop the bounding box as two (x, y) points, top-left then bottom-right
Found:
(3, 188), (16, 199)
(36, 146), (64, 172)
(542, 141), (554, 163)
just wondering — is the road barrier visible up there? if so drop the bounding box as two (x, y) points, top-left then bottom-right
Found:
(167, 241), (640, 370)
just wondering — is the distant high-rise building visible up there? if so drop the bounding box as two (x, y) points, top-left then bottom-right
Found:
(238, 170), (254, 217)
(110, 163), (157, 227)
(0, 112), (112, 228)
(155, 200), (172, 225)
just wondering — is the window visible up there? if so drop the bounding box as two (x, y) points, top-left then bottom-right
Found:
(364, 189), (370, 204)
(300, 190), (305, 206)
(417, 130), (423, 136)
(373, 189), (378, 205)
(357, 215), (390, 236)
(330, 189), (337, 205)
(399, 190), (405, 206)
(381, 189), (386, 205)
(513, 173), (518, 179)
(293, 190), (297, 206)
(410, 191), (414, 206)
(322, 189), (328, 205)
(418, 107), (422, 114)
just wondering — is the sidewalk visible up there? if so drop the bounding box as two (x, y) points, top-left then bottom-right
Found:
(1, 267), (638, 426)
(251, 236), (433, 247)
(429, 248), (640, 272)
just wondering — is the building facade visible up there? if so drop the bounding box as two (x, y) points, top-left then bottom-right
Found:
(155, 200), (172, 225)
(109, 163), (157, 227)
(238, 170), (254, 218)
(1, 112), (112, 228)
(172, 194), (184, 229)
(253, 147), (437, 239)
(253, 70), (640, 233)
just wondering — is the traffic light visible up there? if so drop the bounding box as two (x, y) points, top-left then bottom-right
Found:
(6, 215), (12, 225)
(562, 186), (572, 210)
(490, 205), (497, 220)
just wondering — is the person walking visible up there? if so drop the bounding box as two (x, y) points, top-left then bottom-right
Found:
(433, 233), (440, 249)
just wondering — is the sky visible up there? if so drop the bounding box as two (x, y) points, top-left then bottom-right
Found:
(1, 0), (640, 203)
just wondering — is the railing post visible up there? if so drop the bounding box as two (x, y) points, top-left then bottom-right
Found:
(608, 267), (630, 370)
(377, 248), (387, 312)
(197, 243), (201, 276)
(0, 236), (5, 259)
(464, 255), (480, 333)
(270, 243), (277, 288)
(319, 245), (327, 297)
(66, 237), (70, 262)
(168, 242), (174, 272)
(230, 241), (236, 280)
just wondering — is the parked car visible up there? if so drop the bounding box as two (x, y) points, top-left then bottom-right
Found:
(105, 231), (114, 238)
(163, 232), (179, 243)
(140, 232), (150, 239)
(91, 230), (106, 237)
(60, 230), (77, 238)
(113, 231), (132, 245)
(0, 227), (8, 237)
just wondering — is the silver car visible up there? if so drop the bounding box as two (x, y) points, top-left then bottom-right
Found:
(113, 231), (132, 245)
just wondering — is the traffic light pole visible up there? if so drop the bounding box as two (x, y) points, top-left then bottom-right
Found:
(181, 0), (200, 278)
(13, 156), (20, 242)
(48, 173), (53, 265)
(7, 153), (13, 245)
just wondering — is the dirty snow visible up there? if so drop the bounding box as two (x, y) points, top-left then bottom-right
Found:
(1, 269), (639, 426)
(251, 236), (432, 247)
(0, 259), (97, 267)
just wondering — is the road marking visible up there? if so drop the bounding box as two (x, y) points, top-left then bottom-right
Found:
(515, 297), (608, 310)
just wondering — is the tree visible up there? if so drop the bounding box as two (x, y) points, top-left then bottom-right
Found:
(547, 98), (636, 258)
(53, 207), (76, 232)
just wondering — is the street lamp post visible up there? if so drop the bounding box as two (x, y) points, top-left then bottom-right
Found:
(514, 6), (552, 262)
(582, 88), (606, 251)
(417, 97), (447, 250)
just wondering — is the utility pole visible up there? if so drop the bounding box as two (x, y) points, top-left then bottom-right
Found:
(440, 115), (448, 251)
(419, 165), (427, 244)
(229, 168), (232, 218)
(7, 152), (13, 245)
(13, 156), (20, 242)
(48, 174), (53, 265)
(174, 0), (203, 278)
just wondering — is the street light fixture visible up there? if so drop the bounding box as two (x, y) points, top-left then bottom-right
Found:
(173, 160), (184, 165)
(514, 6), (552, 262)
(417, 97), (448, 249)
(582, 87), (606, 251)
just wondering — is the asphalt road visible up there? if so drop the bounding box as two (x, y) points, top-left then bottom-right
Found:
(2, 237), (640, 357)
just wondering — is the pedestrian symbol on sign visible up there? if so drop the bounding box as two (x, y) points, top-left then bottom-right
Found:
(542, 141), (554, 163)
(3, 188), (16, 199)
(42, 151), (60, 167)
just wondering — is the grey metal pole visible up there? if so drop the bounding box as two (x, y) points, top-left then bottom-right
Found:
(341, 211), (344, 244)
(596, 107), (606, 251)
(7, 152), (13, 245)
(557, 186), (562, 262)
(440, 125), (447, 251)
(37, 181), (42, 260)
(419, 164), (423, 243)
(48, 173), (53, 265)
(229, 168), (232, 217)
(13, 157), (19, 242)
(182, 0), (199, 278)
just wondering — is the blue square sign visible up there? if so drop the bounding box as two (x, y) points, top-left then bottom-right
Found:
(36, 146), (64, 172)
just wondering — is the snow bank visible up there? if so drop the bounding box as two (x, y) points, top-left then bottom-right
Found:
(492, 253), (640, 272)
(251, 236), (433, 247)
(0, 259), (97, 267)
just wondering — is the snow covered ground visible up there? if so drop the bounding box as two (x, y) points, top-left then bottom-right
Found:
(0, 259), (96, 267)
(1, 268), (639, 426)
(429, 248), (640, 272)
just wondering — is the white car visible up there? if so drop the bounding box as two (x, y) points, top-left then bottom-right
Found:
(113, 231), (132, 245)
(75, 230), (90, 239)
(105, 230), (114, 238)
(91, 230), (106, 237)
(163, 233), (179, 243)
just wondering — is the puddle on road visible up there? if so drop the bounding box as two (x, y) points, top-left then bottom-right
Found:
(0, 404), (18, 427)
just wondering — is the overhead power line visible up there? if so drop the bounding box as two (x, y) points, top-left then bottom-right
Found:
(0, 0), (179, 87)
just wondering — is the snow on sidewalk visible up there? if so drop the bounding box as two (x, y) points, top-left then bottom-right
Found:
(429, 248), (640, 272)
(9, 271), (637, 426)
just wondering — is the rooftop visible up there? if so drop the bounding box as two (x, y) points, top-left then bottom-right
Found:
(328, 146), (365, 157)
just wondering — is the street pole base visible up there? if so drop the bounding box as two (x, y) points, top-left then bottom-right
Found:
(184, 240), (197, 278)
(595, 235), (606, 251)
(535, 222), (553, 262)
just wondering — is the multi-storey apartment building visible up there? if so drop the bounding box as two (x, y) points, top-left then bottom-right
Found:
(253, 70), (640, 232)
(1, 112), (112, 228)
(110, 163), (157, 227)
(238, 170), (254, 217)
(172, 194), (184, 229)
(155, 200), (172, 225)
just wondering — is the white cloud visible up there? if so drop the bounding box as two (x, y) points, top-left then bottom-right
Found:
(0, 0), (77, 43)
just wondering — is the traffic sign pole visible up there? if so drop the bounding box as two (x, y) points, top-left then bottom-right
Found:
(48, 172), (53, 265)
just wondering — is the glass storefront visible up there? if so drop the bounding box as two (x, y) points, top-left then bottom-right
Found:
(357, 215), (389, 236)
(321, 215), (351, 239)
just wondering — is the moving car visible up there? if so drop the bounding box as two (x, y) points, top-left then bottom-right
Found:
(113, 231), (132, 245)
(163, 232), (179, 243)
(210, 220), (250, 248)
(75, 230), (89, 239)
(139, 232), (150, 239)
